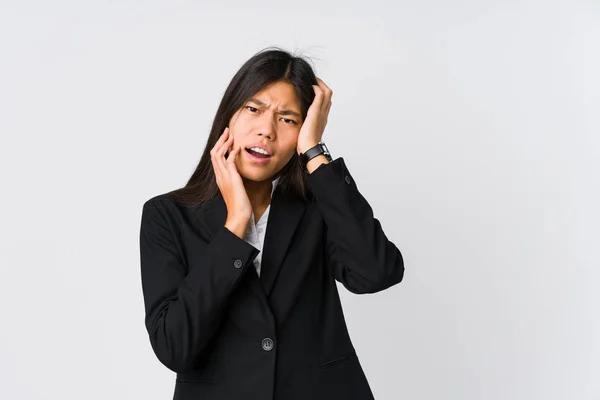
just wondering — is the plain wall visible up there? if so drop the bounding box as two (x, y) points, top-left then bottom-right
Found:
(0, 0), (598, 399)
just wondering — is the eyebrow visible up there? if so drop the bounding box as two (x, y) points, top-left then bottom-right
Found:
(247, 98), (301, 118)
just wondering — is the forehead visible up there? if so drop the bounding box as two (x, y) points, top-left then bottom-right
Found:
(251, 81), (300, 108)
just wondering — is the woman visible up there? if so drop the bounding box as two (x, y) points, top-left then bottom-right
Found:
(139, 47), (404, 399)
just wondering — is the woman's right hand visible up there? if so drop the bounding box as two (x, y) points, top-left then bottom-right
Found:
(211, 127), (252, 236)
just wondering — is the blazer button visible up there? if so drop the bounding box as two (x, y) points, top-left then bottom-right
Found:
(234, 259), (243, 269)
(345, 175), (351, 184)
(262, 338), (274, 351)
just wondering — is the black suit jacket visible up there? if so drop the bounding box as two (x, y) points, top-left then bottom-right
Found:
(139, 157), (404, 399)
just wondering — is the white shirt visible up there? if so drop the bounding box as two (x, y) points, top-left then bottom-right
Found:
(243, 176), (281, 277)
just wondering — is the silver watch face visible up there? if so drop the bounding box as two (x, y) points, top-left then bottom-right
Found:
(320, 141), (330, 155)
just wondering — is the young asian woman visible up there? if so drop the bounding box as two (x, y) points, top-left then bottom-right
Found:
(139, 47), (405, 400)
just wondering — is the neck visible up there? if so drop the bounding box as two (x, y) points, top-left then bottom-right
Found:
(243, 178), (274, 209)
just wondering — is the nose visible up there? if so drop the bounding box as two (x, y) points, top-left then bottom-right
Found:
(256, 113), (276, 139)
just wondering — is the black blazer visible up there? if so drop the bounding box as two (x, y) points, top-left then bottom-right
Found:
(139, 157), (404, 400)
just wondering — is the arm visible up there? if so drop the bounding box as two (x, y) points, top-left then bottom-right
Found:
(307, 157), (405, 294)
(139, 201), (259, 373)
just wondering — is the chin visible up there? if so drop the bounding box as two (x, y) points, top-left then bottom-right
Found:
(239, 168), (271, 183)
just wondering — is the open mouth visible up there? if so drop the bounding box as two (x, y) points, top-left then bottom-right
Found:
(245, 148), (272, 159)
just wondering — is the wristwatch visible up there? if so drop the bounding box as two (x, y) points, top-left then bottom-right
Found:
(298, 141), (333, 173)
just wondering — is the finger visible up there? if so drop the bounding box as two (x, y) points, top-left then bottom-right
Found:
(316, 77), (332, 94)
(215, 134), (233, 177)
(210, 127), (229, 157)
(225, 146), (235, 162)
(211, 152), (223, 188)
(226, 146), (241, 171)
(311, 84), (324, 114)
(215, 129), (233, 159)
(212, 130), (233, 182)
(218, 127), (230, 145)
(316, 77), (333, 113)
(222, 134), (235, 159)
(313, 82), (329, 114)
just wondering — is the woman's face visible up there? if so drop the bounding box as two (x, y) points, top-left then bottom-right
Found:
(227, 80), (302, 183)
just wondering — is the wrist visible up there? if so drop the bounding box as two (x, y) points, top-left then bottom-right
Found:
(306, 154), (330, 174)
(297, 141), (319, 156)
(225, 217), (250, 239)
(298, 141), (332, 174)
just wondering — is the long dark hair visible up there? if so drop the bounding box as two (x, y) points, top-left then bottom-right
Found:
(168, 47), (319, 208)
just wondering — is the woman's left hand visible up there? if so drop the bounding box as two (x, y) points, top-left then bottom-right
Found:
(297, 77), (333, 155)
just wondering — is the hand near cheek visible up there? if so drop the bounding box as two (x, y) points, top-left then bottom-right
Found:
(297, 77), (333, 155)
(211, 127), (253, 226)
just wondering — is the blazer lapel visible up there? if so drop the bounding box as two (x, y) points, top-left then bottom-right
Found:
(193, 185), (308, 301)
(260, 185), (308, 298)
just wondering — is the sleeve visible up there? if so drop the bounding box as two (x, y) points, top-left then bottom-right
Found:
(139, 201), (260, 373)
(306, 157), (405, 294)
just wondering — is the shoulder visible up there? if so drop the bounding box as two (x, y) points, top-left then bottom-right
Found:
(141, 191), (192, 223)
(141, 190), (206, 225)
(143, 192), (177, 210)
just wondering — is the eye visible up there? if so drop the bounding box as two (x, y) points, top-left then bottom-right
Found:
(245, 106), (259, 113)
(280, 118), (296, 125)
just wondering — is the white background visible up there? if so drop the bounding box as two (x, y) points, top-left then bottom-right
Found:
(1, 1), (598, 399)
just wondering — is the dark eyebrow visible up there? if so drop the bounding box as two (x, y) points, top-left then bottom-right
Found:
(247, 98), (301, 118)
